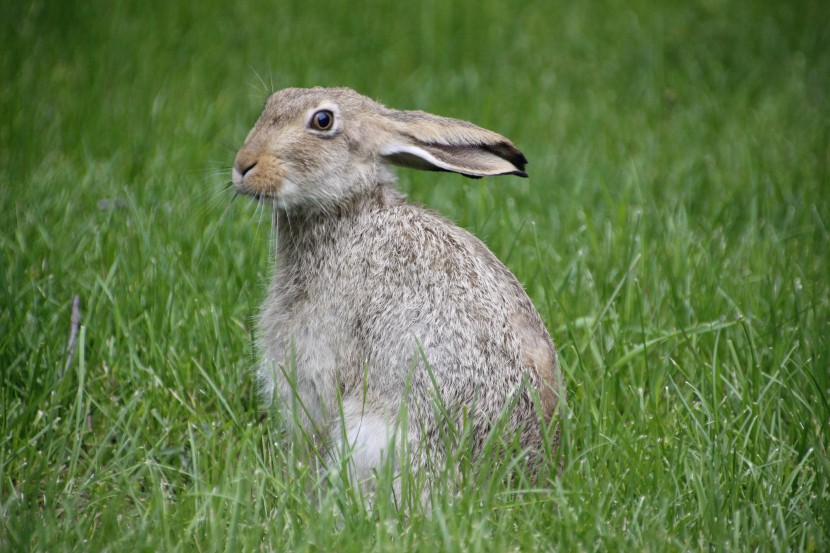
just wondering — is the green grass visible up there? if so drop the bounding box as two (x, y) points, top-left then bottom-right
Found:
(2, 0), (829, 550)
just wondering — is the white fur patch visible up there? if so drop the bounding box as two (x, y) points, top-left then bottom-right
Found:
(273, 177), (302, 210)
(330, 402), (398, 483)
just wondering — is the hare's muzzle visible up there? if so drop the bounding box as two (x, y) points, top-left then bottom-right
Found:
(232, 147), (285, 200)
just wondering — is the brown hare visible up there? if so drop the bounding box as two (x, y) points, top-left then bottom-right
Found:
(232, 87), (564, 485)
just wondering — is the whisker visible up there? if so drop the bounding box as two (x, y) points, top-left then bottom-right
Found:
(249, 65), (269, 95)
(218, 139), (240, 154)
(255, 196), (266, 245)
(198, 178), (236, 213)
(195, 192), (236, 271)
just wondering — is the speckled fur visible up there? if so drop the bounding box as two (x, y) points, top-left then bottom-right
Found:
(232, 87), (565, 480)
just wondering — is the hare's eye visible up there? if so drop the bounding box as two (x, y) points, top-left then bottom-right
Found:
(310, 110), (334, 131)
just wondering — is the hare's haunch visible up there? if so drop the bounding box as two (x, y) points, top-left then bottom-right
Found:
(233, 87), (564, 482)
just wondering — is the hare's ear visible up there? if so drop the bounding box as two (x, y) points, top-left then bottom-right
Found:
(378, 110), (528, 179)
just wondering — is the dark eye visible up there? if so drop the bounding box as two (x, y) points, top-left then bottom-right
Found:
(310, 110), (334, 131)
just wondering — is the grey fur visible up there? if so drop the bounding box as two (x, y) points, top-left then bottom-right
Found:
(232, 87), (564, 481)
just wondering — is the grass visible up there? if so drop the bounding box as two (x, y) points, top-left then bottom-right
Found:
(2, 0), (829, 550)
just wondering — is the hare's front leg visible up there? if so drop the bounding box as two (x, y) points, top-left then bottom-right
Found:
(257, 334), (338, 439)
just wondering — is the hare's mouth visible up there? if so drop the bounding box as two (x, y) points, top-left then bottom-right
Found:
(232, 167), (286, 201)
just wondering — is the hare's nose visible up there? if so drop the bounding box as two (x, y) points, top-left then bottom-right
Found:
(234, 151), (258, 177)
(239, 160), (257, 176)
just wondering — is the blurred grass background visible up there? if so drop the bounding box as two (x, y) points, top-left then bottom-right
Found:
(2, 0), (829, 550)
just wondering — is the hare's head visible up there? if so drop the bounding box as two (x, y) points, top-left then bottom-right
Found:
(232, 87), (527, 211)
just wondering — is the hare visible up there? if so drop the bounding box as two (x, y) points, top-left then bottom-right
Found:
(232, 87), (564, 484)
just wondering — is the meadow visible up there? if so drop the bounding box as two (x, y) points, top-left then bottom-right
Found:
(1, 0), (829, 550)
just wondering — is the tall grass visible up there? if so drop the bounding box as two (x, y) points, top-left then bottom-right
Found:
(2, 0), (828, 550)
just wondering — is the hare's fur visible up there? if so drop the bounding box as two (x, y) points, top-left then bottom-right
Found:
(233, 87), (564, 481)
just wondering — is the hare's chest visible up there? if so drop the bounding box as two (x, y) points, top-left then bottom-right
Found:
(256, 292), (345, 414)
(259, 273), (358, 368)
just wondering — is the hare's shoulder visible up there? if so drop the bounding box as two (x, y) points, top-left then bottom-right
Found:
(358, 202), (494, 261)
(343, 202), (527, 306)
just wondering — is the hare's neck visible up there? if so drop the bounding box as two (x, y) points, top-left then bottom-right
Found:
(273, 184), (403, 262)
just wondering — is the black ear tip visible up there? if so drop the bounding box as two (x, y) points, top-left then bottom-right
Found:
(486, 141), (528, 174)
(512, 155), (528, 175)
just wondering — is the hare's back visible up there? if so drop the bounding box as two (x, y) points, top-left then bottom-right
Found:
(345, 203), (559, 415)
